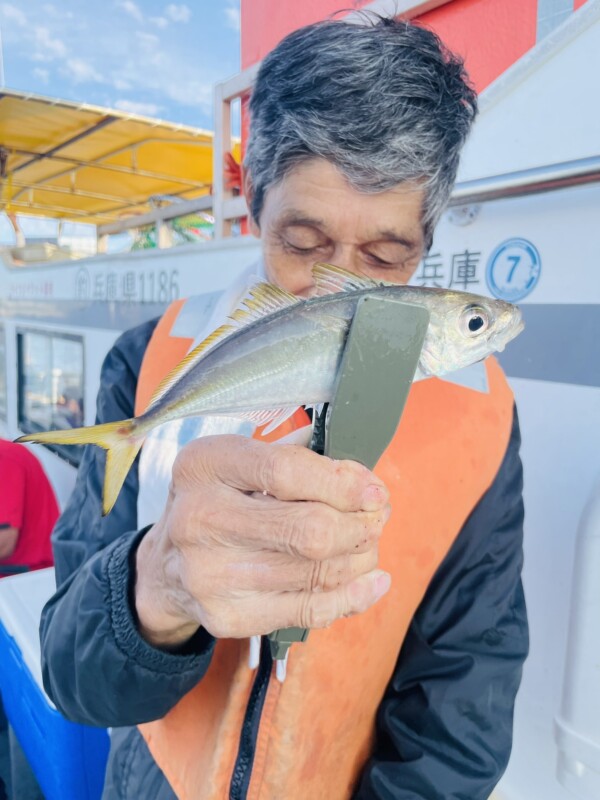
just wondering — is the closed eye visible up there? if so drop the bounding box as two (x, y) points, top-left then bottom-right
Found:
(283, 240), (329, 255)
(364, 252), (393, 267)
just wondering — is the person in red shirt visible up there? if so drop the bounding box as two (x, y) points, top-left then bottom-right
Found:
(0, 440), (58, 577)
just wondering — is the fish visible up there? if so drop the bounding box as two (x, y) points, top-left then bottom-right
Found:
(16, 262), (524, 514)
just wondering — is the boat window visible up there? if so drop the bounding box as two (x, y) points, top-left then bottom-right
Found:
(17, 330), (84, 467)
(0, 327), (6, 420)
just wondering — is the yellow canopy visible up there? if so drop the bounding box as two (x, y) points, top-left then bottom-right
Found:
(0, 89), (238, 225)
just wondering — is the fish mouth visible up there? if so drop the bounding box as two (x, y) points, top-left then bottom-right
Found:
(507, 317), (525, 346)
(505, 309), (525, 340)
(514, 317), (526, 337)
(492, 312), (525, 354)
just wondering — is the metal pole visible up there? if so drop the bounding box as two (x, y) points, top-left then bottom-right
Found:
(449, 156), (600, 207)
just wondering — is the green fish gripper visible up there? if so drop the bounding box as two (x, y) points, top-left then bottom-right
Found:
(267, 296), (430, 661)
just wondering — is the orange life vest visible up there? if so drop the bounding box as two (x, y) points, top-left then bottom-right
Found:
(135, 296), (514, 800)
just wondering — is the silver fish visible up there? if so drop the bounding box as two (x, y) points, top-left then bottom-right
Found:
(16, 263), (524, 513)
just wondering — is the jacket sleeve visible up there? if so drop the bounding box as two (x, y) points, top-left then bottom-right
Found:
(40, 319), (215, 728)
(355, 405), (528, 800)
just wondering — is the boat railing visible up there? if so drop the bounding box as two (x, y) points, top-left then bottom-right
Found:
(95, 60), (261, 249)
(449, 156), (600, 208)
(211, 64), (258, 239)
(96, 194), (216, 252)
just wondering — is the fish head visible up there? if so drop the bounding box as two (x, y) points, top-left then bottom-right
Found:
(419, 290), (524, 376)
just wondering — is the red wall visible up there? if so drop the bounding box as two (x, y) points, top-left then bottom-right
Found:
(241, 0), (372, 69)
(418, 0), (537, 92)
(241, 0), (540, 91)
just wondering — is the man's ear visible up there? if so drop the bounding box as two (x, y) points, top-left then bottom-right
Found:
(243, 171), (260, 237)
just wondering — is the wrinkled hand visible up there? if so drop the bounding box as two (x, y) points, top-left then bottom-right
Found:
(135, 435), (391, 648)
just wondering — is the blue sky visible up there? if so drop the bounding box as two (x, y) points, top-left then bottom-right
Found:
(0, 0), (241, 129)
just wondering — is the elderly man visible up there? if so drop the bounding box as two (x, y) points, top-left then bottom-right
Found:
(40, 16), (528, 800)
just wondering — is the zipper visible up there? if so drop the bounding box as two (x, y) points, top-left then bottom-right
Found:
(229, 405), (314, 799)
(229, 637), (273, 800)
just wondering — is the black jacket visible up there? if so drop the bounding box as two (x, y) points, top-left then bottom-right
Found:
(40, 320), (529, 800)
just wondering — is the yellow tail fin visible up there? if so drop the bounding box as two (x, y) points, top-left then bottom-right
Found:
(16, 419), (144, 516)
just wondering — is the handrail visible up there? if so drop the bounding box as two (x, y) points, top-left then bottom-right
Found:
(95, 194), (213, 251)
(449, 156), (600, 207)
(212, 63), (259, 239)
(97, 195), (213, 237)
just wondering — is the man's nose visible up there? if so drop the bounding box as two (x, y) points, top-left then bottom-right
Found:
(330, 244), (360, 276)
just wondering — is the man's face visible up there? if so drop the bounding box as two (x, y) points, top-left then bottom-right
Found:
(248, 158), (426, 296)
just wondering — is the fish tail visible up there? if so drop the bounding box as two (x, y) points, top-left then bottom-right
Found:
(16, 419), (144, 516)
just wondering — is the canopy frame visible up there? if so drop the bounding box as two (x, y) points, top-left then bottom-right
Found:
(0, 89), (222, 225)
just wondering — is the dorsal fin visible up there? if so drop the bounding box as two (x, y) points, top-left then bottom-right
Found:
(312, 262), (378, 296)
(147, 281), (299, 410)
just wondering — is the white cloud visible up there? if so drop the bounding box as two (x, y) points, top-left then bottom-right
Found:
(117, 0), (143, 23)
(224, 6), (240, 32)
(1, 3), (27, 26)
(42, 4), (73, 19)
(63, 58), (103, 84)
(133, 31), (166, 67)
(33, 26), (67, 60)
(3, 0), (236, 124)
(115, 99), (161, 117)
(150, 16), (169, 29)
(32, 66), (49, 84)
(165, 4), (191, 23)
(136, 31), (160, 48)
(161, 76), (212, 110)
(112, 77), (132, 91)
(114, 51), (213, 113)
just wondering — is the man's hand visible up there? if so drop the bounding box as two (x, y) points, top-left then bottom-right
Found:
(135, 435), (391, 648)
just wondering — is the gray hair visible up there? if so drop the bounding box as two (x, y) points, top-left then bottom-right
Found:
(244, 16), (477, 248)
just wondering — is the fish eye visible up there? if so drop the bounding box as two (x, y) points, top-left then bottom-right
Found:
(460, 305), (490, 337)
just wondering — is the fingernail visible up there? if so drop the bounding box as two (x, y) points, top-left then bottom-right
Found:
(373, 571), (391, 599)
(362, 483), (387, 509)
